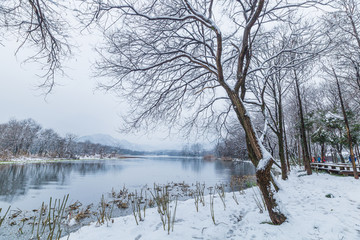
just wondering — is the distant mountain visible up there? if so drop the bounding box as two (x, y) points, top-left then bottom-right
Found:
(77, 134), (147, 151)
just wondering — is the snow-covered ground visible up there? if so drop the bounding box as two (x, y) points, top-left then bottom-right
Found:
(62, 168), (360, 240)
(0, 156), (57, 164)
(0, 155), (128, 164)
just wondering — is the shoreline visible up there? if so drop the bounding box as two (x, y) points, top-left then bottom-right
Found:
(0, 155), (142, 165)
(62, 168), (360, 240)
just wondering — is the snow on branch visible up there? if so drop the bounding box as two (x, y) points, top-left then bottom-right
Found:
(257, 142), (273, 171)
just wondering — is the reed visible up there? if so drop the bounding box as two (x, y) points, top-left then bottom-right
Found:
(150, 184), (178, 234)
(130, 190), (145, 225)
(216, 184), (226, 210)
(209, 187), (216, 225)
(74, 204), (92, 222)
(252, 187), (266, 213)
(0, 206), (10, 227)
(96, 195), (114, 226)
(31, 194), (69, 240)
(231, 184), (239, 205)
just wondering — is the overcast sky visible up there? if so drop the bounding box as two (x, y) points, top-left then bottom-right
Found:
(0, 36), (192, 150)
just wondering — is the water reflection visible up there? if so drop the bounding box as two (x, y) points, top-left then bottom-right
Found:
(180, 157), (202, 172)
(0, 161), (110, 202)
(0, 157), (254, 210)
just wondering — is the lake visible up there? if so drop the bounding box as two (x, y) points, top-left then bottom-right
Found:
(0, 156), (255, 211)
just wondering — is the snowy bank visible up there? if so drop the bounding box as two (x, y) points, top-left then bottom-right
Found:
(62, 168), (360, 240)
(0, 155), (132, 164)
(0, 156), (59, 164)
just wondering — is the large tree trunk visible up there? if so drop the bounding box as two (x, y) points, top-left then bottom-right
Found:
(230, 94), (286, 225)
(338, 149), (345, 163)
(256, 164), (286, 224)
(277, 133), (287, 179)
(331, 149), (336, 163)
(334, 144), (345, 163)
(278, 93), (288, 180)
(283, 119), (291, 172)
(294, 70), (312, 174)
(334, 69), (359, 179)
(307, 132), (312, 160)
(321, 143), (325, 162)
(297, 137), (302, 166)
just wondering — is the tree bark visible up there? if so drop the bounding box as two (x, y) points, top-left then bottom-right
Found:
(333, 68), (359, 179)
(321, 143), (325, 162)
(307, 132), (312, 160)
(229, 92), (286, 225)
(297, 137), (302, 166)
(338, 150), (345, 163)
(331, 149), (336, 163)
(277, 93), (288, 180)
(294, 70), (312, 174)
(256, 165), (286, 225)
(283, 120), (291, 172)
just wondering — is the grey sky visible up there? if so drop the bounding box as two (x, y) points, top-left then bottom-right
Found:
(0, 38), (188, 150)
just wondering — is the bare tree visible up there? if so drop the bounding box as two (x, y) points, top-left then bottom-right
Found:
(248, 19), (324, 179)
(324, 65), (359, 178)
(320, 0), (360, 178)
(84, 0), (329, 224)
(294, 66), (313, 174)
(0, 118), (42, 156)
(0, 0), (72, 93)
(35, 128), (59, 157)
(215, 121), (248, 159)
(323, 0), (360, 105)
(64, 133), (78, 159)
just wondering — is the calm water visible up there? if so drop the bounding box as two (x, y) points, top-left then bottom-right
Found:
(0, 156), (255, 211)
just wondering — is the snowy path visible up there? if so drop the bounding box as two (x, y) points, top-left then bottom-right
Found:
(63, 169), (360, 240)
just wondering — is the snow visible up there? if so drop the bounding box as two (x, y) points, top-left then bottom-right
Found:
(0, 155), (131, 164)
(68, 218), (77, 227)
(325, 112), (343, 121)
(62, 168), (360, 240)
(0, 156), (58, 164)
(259, 118), (268, 143)
(256, 143), (273, 171)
